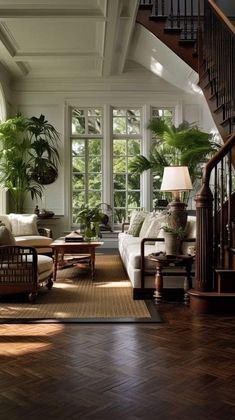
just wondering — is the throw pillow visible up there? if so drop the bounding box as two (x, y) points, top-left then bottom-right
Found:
(144, 213), (167, 239)
(0, 225), (16, 245)
(127, 211), (147, 237)
(139, 212), (156, 238)
(9, 214), (39, 236)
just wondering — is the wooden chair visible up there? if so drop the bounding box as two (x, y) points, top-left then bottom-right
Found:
(0, 245), (53, 302)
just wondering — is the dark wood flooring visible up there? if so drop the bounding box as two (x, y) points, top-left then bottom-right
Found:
(0, 303), (234, 419)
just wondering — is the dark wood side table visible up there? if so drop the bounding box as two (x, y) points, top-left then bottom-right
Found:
(147, 254), (194, 305)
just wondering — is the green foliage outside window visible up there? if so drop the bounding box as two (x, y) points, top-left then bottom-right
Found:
(112, 108), (142, 223)
(71, 107), (103, 224)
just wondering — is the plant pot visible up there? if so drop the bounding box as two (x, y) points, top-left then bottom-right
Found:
(164, 232), (181, 255)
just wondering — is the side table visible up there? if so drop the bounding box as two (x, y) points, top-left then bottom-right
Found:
(147, 253), (194, 305)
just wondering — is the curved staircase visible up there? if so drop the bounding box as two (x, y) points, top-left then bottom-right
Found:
(138, 0), (235, 313)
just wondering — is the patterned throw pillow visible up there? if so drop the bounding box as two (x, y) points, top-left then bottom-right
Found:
(144, 214), (167, 238)
(139, 212), (155, 238)
(127, 211), (147, 237)
(0, 225), (16, 245)
(139, 211), (164, 239)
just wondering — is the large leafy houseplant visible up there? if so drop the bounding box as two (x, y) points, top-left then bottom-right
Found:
(129, 119), (219, 200)
(0, 114), (60, 213)
(76, 204), (104, 239)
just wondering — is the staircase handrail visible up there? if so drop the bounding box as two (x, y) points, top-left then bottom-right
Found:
(208, 0), (235, 36)
(202, 133), (235, 186)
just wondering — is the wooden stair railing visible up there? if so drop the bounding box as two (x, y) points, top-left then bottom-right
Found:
(137, 0), (203, 71)
(189, 133), (235, 313)
(138, 1), (235, 140)
(199, 0), (235, 139)
(138, 1), (235, 312)
(189, 1), (235, 313)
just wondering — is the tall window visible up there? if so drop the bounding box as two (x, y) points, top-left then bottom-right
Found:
(71, 107), (103, 223)
(112, 108), (142, 223)
(151, 108), (174, 209)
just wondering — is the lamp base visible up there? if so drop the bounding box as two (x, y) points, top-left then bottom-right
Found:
(167, 200), (188, 230)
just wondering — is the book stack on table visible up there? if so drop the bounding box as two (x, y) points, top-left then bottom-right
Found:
(65, 231), (84, 242)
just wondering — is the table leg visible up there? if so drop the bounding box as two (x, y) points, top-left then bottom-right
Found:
(184, 263), (192, 305)
(90, 249), (95, 281)
(53, 249), (58, 282)
(154, 264), (163, 304)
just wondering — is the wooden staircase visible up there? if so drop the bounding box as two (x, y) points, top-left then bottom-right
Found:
(138, 0), (235, 313)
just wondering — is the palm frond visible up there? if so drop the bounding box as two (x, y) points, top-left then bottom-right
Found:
(128, 155), (152, 174)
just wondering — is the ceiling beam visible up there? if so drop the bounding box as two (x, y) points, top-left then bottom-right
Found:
(101, 0), (122, 77)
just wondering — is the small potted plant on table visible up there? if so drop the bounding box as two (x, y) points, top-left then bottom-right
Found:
(161, 225), (186, 256)
(76, 205), (104, 240)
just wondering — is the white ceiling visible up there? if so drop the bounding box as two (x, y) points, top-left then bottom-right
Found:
(0, 0), (139, 81)
(0, 0), (199, 95)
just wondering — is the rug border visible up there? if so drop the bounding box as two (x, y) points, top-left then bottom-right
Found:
(0, 301), (163, 324)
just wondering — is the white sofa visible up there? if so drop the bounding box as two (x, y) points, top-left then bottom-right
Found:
(118, 213), (196, 299)
(0, 213), (53, 254)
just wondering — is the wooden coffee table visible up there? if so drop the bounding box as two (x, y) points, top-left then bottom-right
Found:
(50, 239), (103, 282)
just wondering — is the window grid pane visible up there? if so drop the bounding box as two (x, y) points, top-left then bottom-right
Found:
(112, 107), (142, 223)
(71, 107), (103, 223)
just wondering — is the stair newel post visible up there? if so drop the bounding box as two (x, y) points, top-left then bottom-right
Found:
(195, 181), (214, 292)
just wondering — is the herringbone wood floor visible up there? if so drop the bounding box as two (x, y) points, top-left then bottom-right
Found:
(0, 303), (234, 419)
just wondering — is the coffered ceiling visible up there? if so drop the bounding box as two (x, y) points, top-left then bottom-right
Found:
(0, 0), (139, 82)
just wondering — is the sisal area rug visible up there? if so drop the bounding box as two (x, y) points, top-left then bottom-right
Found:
(0, 254), (161, 323)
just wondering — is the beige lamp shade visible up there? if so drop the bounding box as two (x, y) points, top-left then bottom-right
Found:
(160, 166), (193, 192)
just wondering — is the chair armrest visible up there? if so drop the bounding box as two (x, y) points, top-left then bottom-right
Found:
(121, 222), (130, 232)
(140, 237), (164, 289)
(38, 227), (53, 238)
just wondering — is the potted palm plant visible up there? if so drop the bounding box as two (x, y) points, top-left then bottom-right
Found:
(0, 113), (60, 213)
(129, 119), (219, 200)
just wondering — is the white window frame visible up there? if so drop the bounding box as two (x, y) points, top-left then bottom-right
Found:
(112, 107), (143, 223)
(70, 106), (103, 225)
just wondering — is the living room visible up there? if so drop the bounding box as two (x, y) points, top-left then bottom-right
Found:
(0, 3), (217, 233)
(0, 1), (234, 417)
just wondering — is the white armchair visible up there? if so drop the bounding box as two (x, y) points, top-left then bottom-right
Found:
(0, 213), (53, 254)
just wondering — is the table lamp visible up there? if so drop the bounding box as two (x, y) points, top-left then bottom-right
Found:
(160, 166), (192, 229)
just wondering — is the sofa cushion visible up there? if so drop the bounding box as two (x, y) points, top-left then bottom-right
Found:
(155, 215), (197, 255)
(181, 216), (196, 254)
(0, 253), (53, 283)
(37, 254), (53, 275)
(15, 235), (52, 247)
(9, 214), (39, 236)
(0, 226), (16, 245)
